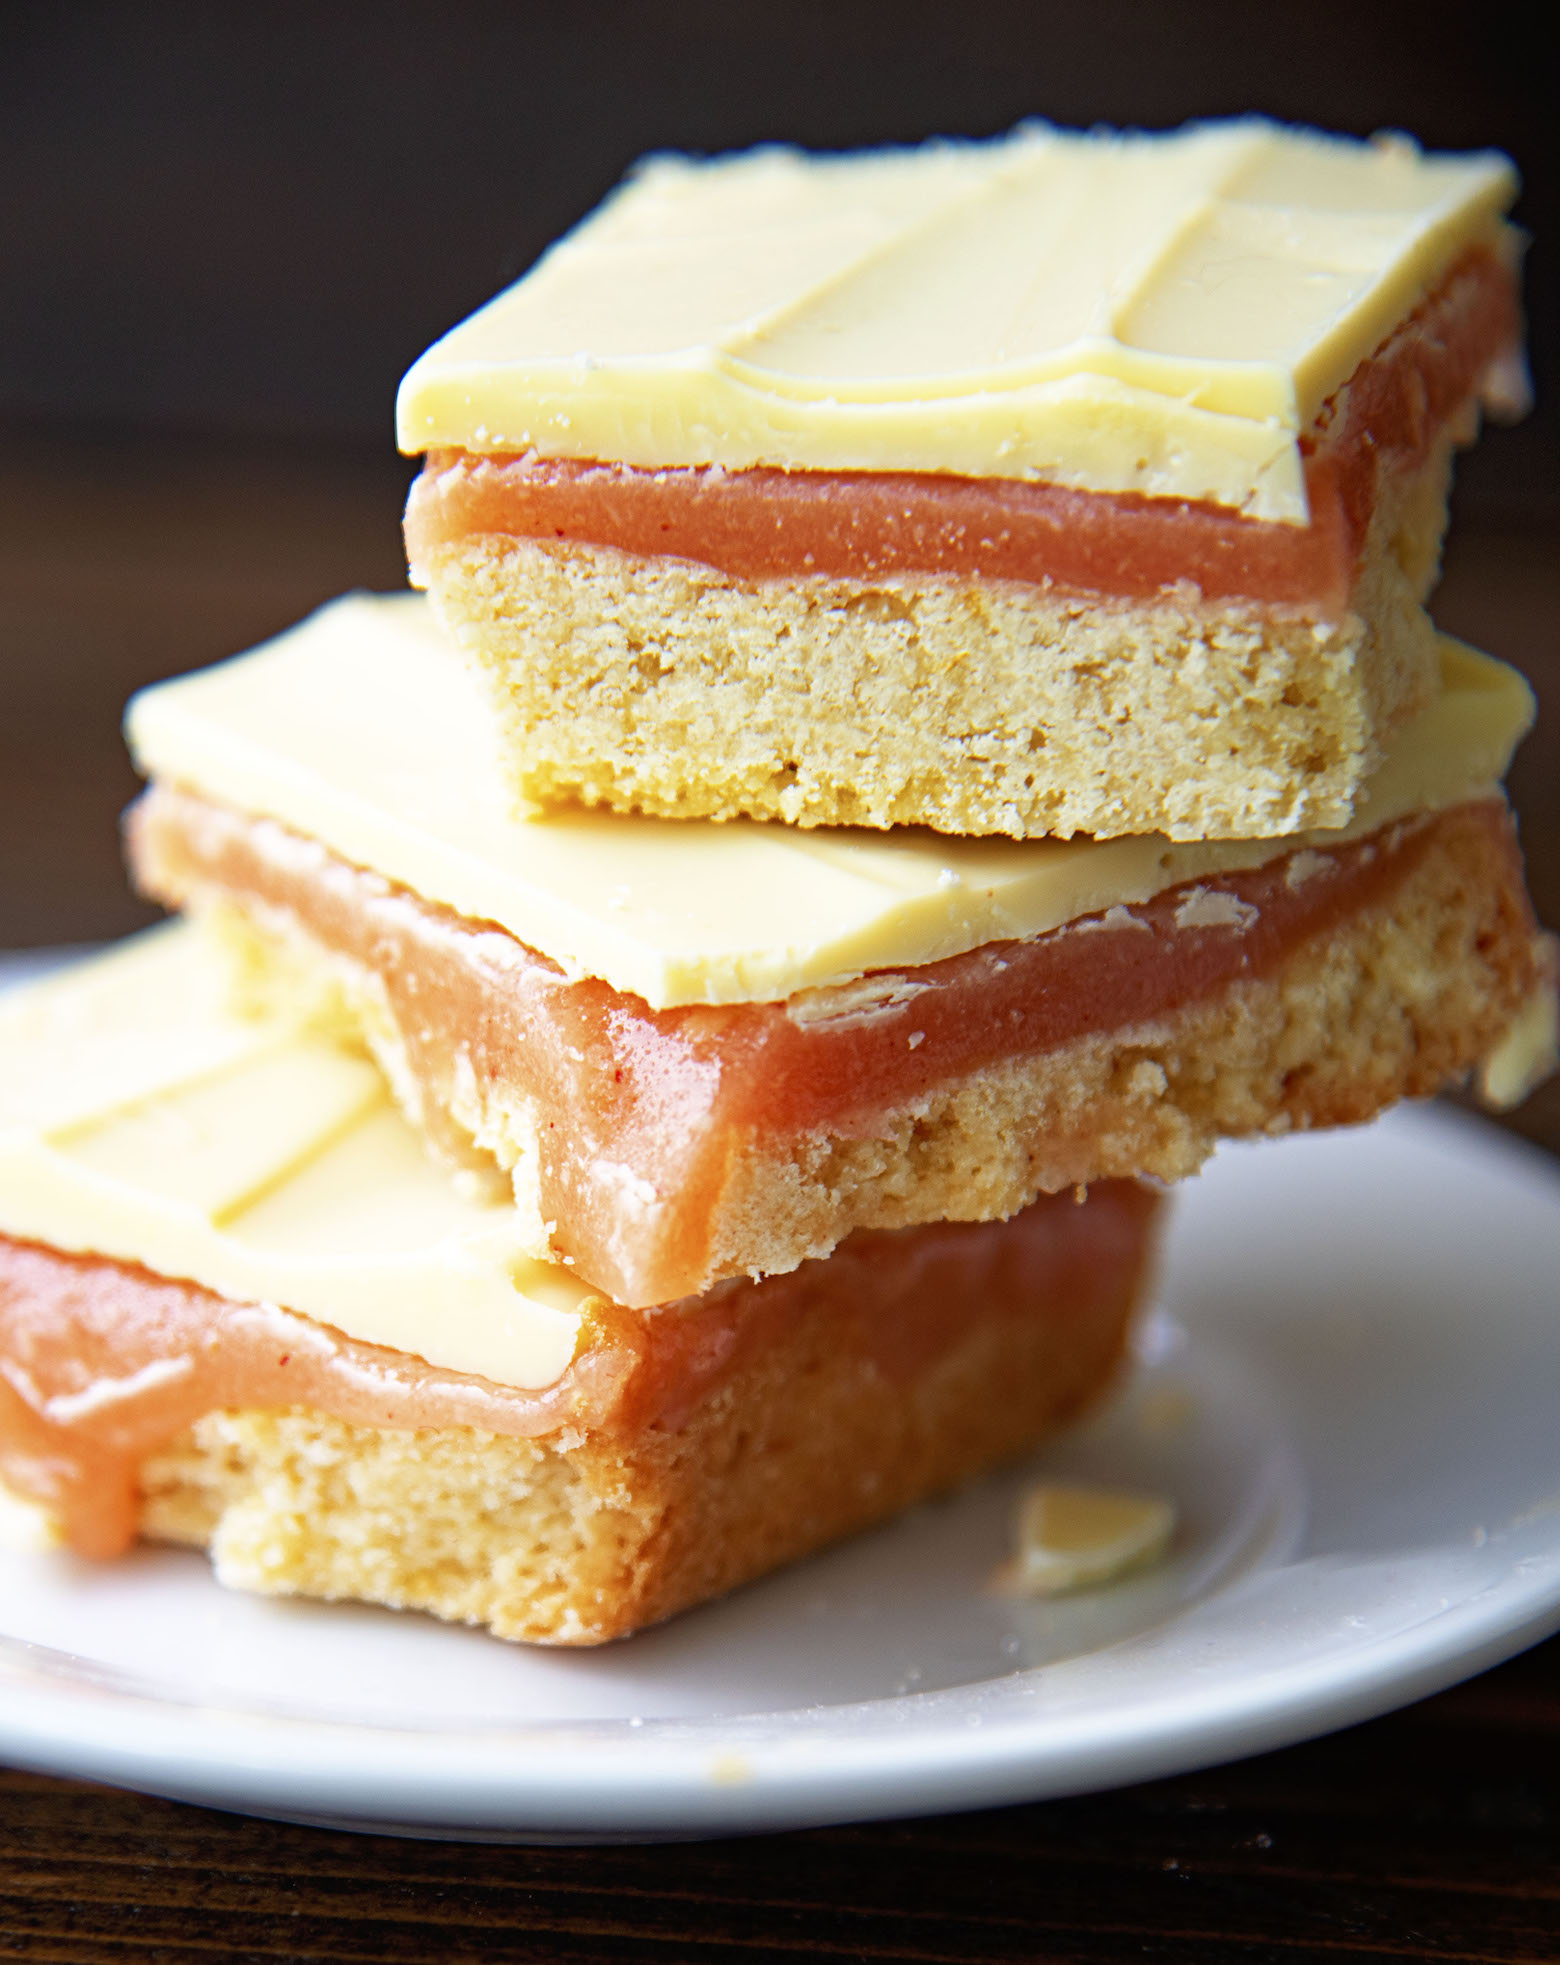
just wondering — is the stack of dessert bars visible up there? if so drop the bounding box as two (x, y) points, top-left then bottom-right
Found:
(0, 119), (1553, 1643)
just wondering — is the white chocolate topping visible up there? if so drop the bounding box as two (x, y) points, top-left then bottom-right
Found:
(396, 121), (1516, 521)
(125, 594), (1533, 1011)
(0, 928), (595, 1388)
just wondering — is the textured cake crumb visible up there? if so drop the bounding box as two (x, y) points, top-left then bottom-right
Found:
(416, 456), (1449, 841)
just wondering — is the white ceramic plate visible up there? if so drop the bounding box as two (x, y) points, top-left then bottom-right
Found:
(2, 947), (1559, 1839)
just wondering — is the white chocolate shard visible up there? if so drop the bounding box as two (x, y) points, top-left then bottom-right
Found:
(996, 1481), (1176, 1596)
(1478, 969), (1560, 1110)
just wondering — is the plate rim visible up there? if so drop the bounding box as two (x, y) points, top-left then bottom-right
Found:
(3, 1564), (1559, 1836)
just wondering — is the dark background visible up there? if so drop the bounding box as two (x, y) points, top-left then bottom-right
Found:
(2, 0), (1557, 494)
(0, 0), (1555, 954)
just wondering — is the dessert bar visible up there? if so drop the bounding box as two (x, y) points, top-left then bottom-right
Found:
(7, 114), (1550, 1654)
(398, 121), (1525, 840)
(0, 929), (1157, 1643)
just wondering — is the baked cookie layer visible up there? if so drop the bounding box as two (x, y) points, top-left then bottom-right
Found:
(411, 452), (1443, 841)
(399, 123), (1524, 839)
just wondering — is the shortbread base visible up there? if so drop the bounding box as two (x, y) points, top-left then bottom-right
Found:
(137, 1263), (1125, 1647)
(7, 1187), (1147, 1645)
(416, 451), (1451, 841)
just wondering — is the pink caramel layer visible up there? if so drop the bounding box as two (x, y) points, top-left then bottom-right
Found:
(404, 246), (1520, 612)
(0, 1181), (1159, 1559)
(129, 791), (1532, 1309)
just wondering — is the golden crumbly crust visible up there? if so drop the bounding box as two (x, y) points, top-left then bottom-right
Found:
(701, 804), (1546, 1276)
(129, 1241), (1137, 1645)
(414, 452), (1450, 842)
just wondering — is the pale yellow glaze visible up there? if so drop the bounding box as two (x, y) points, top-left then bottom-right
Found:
(0, 927), (595, 1387)
(125, 595), (1533, 1011)
(396, 121), (1516, 521)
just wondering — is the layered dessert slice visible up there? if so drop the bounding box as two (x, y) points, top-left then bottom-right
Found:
(125, 595), (1554, 1309)
(398, 119), (1526, 841)
(0, 928), (1157, 1644)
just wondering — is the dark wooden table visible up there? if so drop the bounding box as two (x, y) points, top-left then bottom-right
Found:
(2, 432), (1558, 1961)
